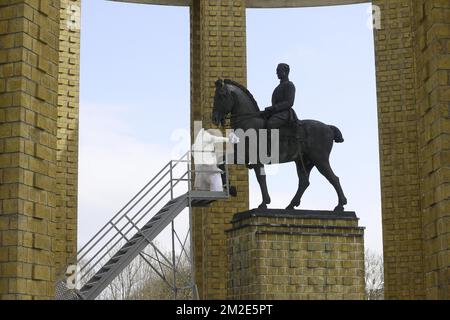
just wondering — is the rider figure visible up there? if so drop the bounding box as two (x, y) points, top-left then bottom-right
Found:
(263, 63), (298, 128)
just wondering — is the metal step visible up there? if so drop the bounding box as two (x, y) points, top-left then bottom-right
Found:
(79, 194), (188, 299)
(141, 224), (153, 231)
(76, 190), (228, 300)
(121, 238), (140, 250)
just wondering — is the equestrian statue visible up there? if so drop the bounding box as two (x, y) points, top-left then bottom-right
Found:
(211, 63), (348, 212)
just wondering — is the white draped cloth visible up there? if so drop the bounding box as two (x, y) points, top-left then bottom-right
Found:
(192, 128), (239, 192)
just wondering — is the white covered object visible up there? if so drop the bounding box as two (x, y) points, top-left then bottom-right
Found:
(192, 129), (239, 192)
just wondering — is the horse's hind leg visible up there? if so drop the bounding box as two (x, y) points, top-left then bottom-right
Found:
(286, 158), (313, 210)
(254, 164), (271, 209)
(315, 159), (347, 212)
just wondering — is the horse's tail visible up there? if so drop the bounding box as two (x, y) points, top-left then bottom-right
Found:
(329, 125), (344, 143)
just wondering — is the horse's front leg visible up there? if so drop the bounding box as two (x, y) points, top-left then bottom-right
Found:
(253, 164), (271, 209)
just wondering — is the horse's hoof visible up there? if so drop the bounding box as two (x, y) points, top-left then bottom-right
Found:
(258, 203), (267, 210)
(334, 205), (345, 212)
(285, 205), (295, 210)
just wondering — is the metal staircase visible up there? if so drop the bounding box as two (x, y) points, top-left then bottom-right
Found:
(56, 151), (230, 300)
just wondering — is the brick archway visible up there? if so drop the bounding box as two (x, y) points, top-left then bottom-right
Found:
(0, 0), (448, 299)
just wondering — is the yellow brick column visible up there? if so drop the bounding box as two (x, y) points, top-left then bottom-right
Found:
(373, 0), (426, 299)
(190, 0), (249, 299)
(55, 0), (80, 273)
(412, 0), (450, 300)
(373, 0), (450, 300)
(0, 0), (60, 299)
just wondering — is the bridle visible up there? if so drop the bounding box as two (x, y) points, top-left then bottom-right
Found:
(217, 88), (264, 126)
(220, 111), (263, 127)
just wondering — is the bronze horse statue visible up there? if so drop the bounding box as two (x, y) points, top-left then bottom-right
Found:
(212, 79), (347, 212)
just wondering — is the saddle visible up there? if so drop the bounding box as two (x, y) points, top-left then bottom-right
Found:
(266, 111), (309, 162)
(277, 109), (307, 143)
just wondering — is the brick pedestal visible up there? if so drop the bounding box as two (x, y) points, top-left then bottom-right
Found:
(227, 209), (365, 300)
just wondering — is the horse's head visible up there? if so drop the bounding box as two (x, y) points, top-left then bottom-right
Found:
(212, 79), (234, 127)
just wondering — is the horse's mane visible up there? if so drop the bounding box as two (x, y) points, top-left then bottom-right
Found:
(224, 79), (260, 112)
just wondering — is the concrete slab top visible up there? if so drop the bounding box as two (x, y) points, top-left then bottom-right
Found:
(231, 208), (358, 222)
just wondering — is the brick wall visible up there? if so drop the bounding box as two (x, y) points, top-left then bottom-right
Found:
(412, 0), (450, 299)
(372, 0), (426, 299)
(0, 0), (60, 299)
(190, 0), (249, 299)
(55, 0), (80, 273)
(373, 0), (450, 299)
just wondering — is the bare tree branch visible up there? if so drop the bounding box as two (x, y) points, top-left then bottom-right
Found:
(365, 249), (384, 300)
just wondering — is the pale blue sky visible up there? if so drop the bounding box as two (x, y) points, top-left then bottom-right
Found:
(78, 1), (382, 253)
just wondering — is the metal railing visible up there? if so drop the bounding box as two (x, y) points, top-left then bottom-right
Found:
(56, 149), (230, 298)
